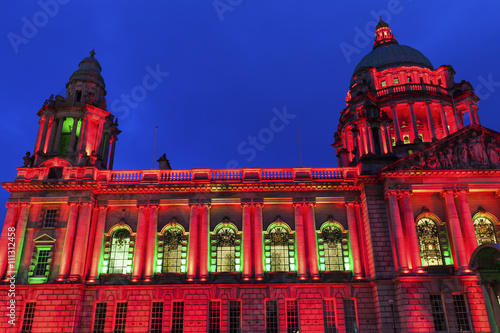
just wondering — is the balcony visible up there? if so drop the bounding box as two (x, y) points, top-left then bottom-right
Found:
(376, 83), (448, 98)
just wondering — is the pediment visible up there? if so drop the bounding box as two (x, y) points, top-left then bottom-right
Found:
(33, 233), (56, 244)
(382, 124), (500, 172)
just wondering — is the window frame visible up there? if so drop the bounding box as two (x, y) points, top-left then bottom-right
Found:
(323, 298), (338, 333)
(159, 221), (189, 274)
(114, 301), (128, 333)
(472, 211), (499, 245)
(343, 298), (359, 333)
(150, 301), (164, 333)
(317, 221), (350, 272)
(286, 299), (300, 333)
(171, 300), (184, 333)
(429, 294), (449, 333)
(102, 224), (135, 275)
(21, 301), (36, 332)
(228, 299), (242, 333)
(415, 213), (453, 267)
(28, 234), (56, 284)
(210, 221), (241, 273)
(264, 220), (296, 273)
(208, 300), (221, 333)
(92, 301), (107, 333)
(265, 299), (279, 333)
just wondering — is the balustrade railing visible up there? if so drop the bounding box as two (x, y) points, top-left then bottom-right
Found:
(377, 83), (448, 97)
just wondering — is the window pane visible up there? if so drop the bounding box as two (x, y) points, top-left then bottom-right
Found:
(163, 228), (183, 273)
(216, 227), (236, 272)
(93, 302), (107, 333)
(171, 301), (184, 333)
(322, 226), (344, 271)
(323, 299), (337, 333)
(151, 302), (164, 333)
(114, 302), (128, 333)
(343, 299), (358, 333)
(269, 226), (290, 272)
(453, 294), (470, 332)
(286, 300), (299, 333)
(44, 209), (57, 228)
(416, 218), (443, 266)
(228, 300), (241, 333)
(266, 300), (279, 333)
(33, 250), (50, 276)
(109, 230), (130, 274)
(430, 295), (448, 332)
(474, 217), (497, 245)
(21, 302), (36, 332)
(208, 301), (221, 333)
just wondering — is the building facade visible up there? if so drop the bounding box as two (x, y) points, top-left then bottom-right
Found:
(1, 19), (499, 332)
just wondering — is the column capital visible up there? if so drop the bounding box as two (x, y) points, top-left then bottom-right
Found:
(5, 202), (19, 209)
(384, 189), (402, 199)
(494, 190), (500, 198)
(407, 101), (415, 106)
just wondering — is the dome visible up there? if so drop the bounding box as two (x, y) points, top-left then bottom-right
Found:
(66, 50), (105, 88)
(349, 18), (434, 87)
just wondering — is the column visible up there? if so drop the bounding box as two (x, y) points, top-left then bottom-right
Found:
(366, 125), (375, 154)
(144, 205), (158, 282)
(108, 137), (117, 170)
(408, 102), (420, 143)
(305, 203), (319, 279)
(390, 105), (403, 144)
(384, 124), (393, 153)
(442, 189), (468, 271)
(425, 102), (437, 141)
(52, 117), (65, 154)
(440, 104), (450, 136)
(468, 103), (480, 125)
(88, 205), (108, 282)
(33, 118), (44, 153)
(346, 201), (362, 278)
(242, 203), (252, 279)
(0, 204), (19, 280)
(456, 189), (478, 261)
(199, 204), (210, 280)
(386, 191), (408, 272)
(38, 115), (51, 153)
(254, 203), (264, 279)
(294, 203), (307, 279)
(46, 117), (57, 154)
(102, 134), (111, 168)
(68, 117), (79, 153)
(69, 202), (93, 280)
(57, 202), (79, 280)
(187, 204), (199, 280)
(14, 203), (30, 274)
(77, 116), (89, 153)
(132, 205), (148, 282)
(83, 207), (99, 279)
(378, 126), (387, 154)
(400, 191), (423, 272)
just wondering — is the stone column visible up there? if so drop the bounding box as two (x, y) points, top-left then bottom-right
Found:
(408, 102), (420, 143)
(346, 201), (362, 278)
(242, 203), (252, 279)
(68, 117), (79, 153)
(294, 203), (307, 279)
(390, 104), (403, 144)
(187, 204), (199, 280)
(46, 117), (58, 154)
(33, 118), (44, 153)
(88, 205), (108, 282)
(425, 101), (437, 141)
(254, 203), (264, 279)
(77, 115), (89, 153)
(305, 202), (319, 279)
(440, 104), (450, 136)
(378, 126), (387, 154)
(52, 117), (65, 154)
(384, 124), (393, 153)
(456, 189), (478, 261)
(14, 203), (30, 274)
(144, 205), (159, 282)
(69, 202), (93, 280)
(199, 204), (210, 281)
(468, 103), (479, 125)
(400, 190), (423, 272)
(38, 115), (51, 153)
(57, 202), (80, 281)
(0, 204), (19, 280)
(132, 204), (149, 282)
(385, 191), (408, 272)
(108, 136), (117, 170)
(442, 189), (468, 271)
(366, 125), (375, 154)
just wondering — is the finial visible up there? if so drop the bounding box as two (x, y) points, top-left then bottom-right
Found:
(90, 49), (95, 57)
(376, 16), (389, 30)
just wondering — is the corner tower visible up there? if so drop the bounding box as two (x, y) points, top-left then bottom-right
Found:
(30, 51), (120, 170)
(334, 18), (480, 173)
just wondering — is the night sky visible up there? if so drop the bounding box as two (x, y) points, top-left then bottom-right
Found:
(1, 1), (500, 222)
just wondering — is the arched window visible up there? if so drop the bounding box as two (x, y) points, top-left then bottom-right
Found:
(317, 221), (349, 272)
(473, 215), (498, 245)
(108, 229), (132, 274)
(160, 227), (184, 273)
(416, 217), (443, 266)
(210, 221), (241, 273)
(264, 220), (295, 272)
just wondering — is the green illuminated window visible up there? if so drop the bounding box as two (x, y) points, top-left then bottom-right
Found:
(416, 217), (444, 266)
(473, 216), (497, 245)
(28, 234), (56, 284)
(394, 78), (399, 84)
(317, 222), (349, 272)
(108, 229), (132, 274)
(58, 117), (82, 155)
(210, 220), (241, 273)
(158, 223), (188, 274)
(264, 220), (295, 272)
(381, 80), (386, 87)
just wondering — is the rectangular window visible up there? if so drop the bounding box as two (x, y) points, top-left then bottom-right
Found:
(381, 80), (386, 87)
(93, 302), (107, 333)
(171, 301), (184, 333)
(453, 294), (471, 332)
(430, 294), (448, 332)
(228, 300), (241, 333)
(266, 300), (279, 333)
(286, 300), (299, 333)
(323, 299), (337, 333)
(151, 301), (164, 333)
(343, 299), (358, 333)
(75, 90), (82, 102)
(33, 250), (50, 276)
(44, 209), (58, 228)
(114, 302), (128, 333)
(394, 78), (399, 84)
(21, 302), (36, 332)
(208, 300), (221, 333)
(407, 76), (412, 83)
(420, 77), (424, 83)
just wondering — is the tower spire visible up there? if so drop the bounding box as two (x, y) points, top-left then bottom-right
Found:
(373, 17), (398, 49)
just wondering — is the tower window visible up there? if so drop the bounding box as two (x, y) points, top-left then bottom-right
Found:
(114, 302), (128, 333)
(430, 295), (448, 332)
(28, 234), (56, 284)
(420, 77), (424, 83)
(93, 302), (107, 333)
(171, 301), (184, 333)
(21, 302), (37, 332)
(266, 300), (279, 333)
(75, 90), (82, 102)
(228, 300), (241, 333)
(286, 300), (299, 333)
(208, 300), (221, 333)
(381, 80), (386, 87)
(407, 76), (412, 83)
(394, 78), (399, 84)
(150, 302), (164, 333)
(43, 209), (58, 228)
(438, 79), (442, 86)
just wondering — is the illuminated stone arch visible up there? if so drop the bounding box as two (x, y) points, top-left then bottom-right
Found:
(158, 219), (189, 274)
(102, 222), (135, 274)
(472, 211), (499, 245)
(415, 212), (452, 267)
(263, 218), (296, 272)
(317, 220), (350, 272)
(210, 219), (241, 273)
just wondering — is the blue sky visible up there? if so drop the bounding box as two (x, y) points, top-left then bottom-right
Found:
(1, 1), (500, 221)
